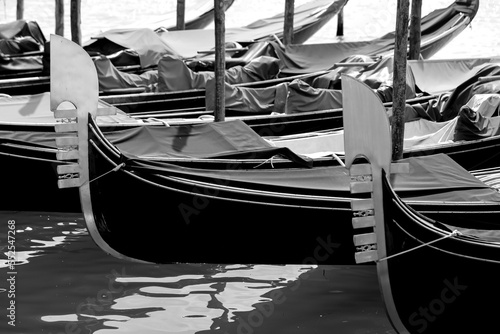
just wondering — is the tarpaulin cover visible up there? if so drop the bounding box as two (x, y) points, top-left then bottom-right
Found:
(441, 63), (500, 121)
(205, 78), (343, 114)
(106, 119), (311, 166)
(157, 55), (280, 92)
(269, 0), (479, 75)
(154, 0), (347, 59)
(94, 54), (281, 92)
(94, 57), (159, 92)
(82, 0), (346, 64)
(118, 142), (500, 204)
(84, 28), (178, 68)
(205, 56), (416, 114)
(0, 20), (46, 73)
(453, 95), (500, 141)
(0, 20), (46, 50)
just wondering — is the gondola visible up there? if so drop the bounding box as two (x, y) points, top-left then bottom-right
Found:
(0, 0), (345, 96)
(343, 75), (500, 333)
(0, 0), (478, 97)
(50, 37), (500, 265)
(4, 34), (500, 214)
(0, 19), (47, 80)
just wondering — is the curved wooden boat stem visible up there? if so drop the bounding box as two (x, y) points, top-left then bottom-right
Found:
(342, 74), (410, 334)
(49, 35), (149, 263)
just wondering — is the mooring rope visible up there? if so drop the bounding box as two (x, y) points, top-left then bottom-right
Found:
(253, 156), (275, 169)
(88, 162), (125, 183)
(377, 229), (462, 262)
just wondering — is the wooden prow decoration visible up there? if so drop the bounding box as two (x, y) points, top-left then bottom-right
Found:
(50, 35), (147, 263)
(342, 74), (411, 264)
(342, 74), (409, 333)
(50, 34), (115, 189)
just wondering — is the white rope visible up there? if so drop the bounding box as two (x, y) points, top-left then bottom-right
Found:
(88, 162), (125, 183)
(331, 152), (345, 167)
(377, 229), (462, 262)
(253, 156), (275, 169)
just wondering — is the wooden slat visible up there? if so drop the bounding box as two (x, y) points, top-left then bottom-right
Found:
(55, 122), (78, 133)
(349, 163), (371, 176)
(351, 198), (374, 211)
(54, 109), (78, 119)
(57, 164), (80, 175)
(355, 250), (378, 264)
(353, 232), (377, 246)
(352, 216), (376, 229)
(56, 150), (79, 160)
(350, 181), (373, 194)
(55, 136), (78, 147)
(58, 177), (81, 189)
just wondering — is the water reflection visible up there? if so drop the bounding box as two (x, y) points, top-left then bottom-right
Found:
(0, 211), (391, 333)
(42, 264), (314, 333)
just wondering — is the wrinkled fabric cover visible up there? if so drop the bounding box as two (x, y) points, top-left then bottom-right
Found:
(312, 55), (417, 102)
(109, 119), (312, 166)
(157, 55), (280, 92)
(94, 57), (158, 92)
(205, 78), (342, 114)
(441, 64), (500, 121)
(155, 0), (347, 59)
(408, 57), (499, 95)
(0, 20), (46, 74)
(269, 0), (478, 75)
(205, 56), (416, 115)
(454, 94), (500, 141)
(84, 28), (178, 68)
(0, 20), (46, 49)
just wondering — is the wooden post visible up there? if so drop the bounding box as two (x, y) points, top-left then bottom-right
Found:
(336, 8), (344, 36)
(16, 0), (24, 20)
(391, 0), (410, 161)
(409, 0), (422, 60)
(214, 0), (226, 122)
(55, 0), (64, 36)
(70, 0), (82, 45)
(283, 0), (294, 46)
(177, 0), (186, 30)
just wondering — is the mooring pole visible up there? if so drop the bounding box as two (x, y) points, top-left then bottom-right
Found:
(214, 0), (226, 122)
(284, 0), (294, 46)
(16, 0), (23, 20)
(337, 8), (344, 36)
(409, 0), (422, 60)
(177, 0), (186, 30)
(70, 0), (82, 45)
(392, 0), (410, 161)
(55, 0), (64, 36)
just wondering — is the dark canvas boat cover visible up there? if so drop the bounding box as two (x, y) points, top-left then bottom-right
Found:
(0, 20), (46, 74)
(103, 118), (500, 204)
(205, 56), (416, 114)
(94, 54), (281, 92)
(101, 120), (499, 204)
(0, 20), (46, 53)
(269, 0), (479, 75)
(84, 0), (347, 63)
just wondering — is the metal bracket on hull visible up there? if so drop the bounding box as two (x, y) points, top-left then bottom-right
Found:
(350, 162), (409, 264)
(50, 34), (116, 189)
